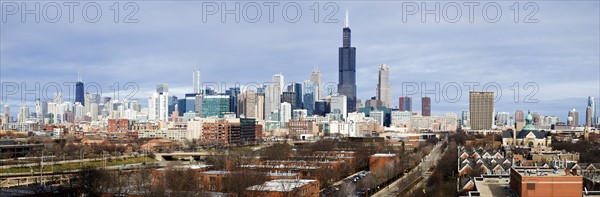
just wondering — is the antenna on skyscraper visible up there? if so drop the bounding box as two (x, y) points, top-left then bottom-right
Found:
(77, 68), (81, 82)
(344, 9), (349, 28)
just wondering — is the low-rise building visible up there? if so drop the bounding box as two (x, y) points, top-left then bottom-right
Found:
(244, 179), (320, 197)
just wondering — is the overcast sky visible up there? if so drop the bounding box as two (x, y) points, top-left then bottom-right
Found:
(1, 1), (599, 123)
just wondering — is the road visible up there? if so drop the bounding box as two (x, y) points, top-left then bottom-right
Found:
(371, 137), (446, 197)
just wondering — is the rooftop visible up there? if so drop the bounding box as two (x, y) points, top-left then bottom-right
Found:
(246, 179), (316, 192)
(371, 153), (396, 157)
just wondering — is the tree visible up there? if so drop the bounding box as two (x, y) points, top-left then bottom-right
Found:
(260, 143), (293, 160)
(222, 171), (267, 196)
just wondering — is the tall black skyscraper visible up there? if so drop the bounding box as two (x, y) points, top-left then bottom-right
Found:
(75, 70), (85, 106)
(338, 10), (356, 113)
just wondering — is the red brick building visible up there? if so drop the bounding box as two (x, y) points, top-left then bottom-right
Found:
(509, 167), (582, 197)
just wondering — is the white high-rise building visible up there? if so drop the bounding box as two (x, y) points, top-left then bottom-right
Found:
(376, 64), (392, 108)
(193, 68), (202, 94)
(391, 110), (412, 127)
(18, 105), (29, 123)
(310, 67), (322, 100)
(280, 102), (292, 126)
(149, 84), (169, 122)
(273, 74), (284, 92)
(90, 103), (98, 120)
(328, 94), (348, 120)
(370, 110), (384, 126)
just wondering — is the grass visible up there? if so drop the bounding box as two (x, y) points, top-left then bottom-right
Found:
(1, 156), (155, 174)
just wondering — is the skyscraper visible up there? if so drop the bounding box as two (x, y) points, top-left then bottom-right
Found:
(399, 96), (412, 111)
(238, 91), (265, 121)
(568, 109), (579, 127)
(588, 96), (596, 125)
(338, 10), (357, 113)
(586, 106), (593, 127)
(193, 68), (202, 94)
(292, 83), (303, 109)
(202, 95), (230, 118)
(515, 110), (525, 130)
(469, 92), (494, 130)
(376, 64), (392, 108)
(421, 97), (431, 116)
(149, 83), (169, 122)
(75, 71), (85, 106)
(310, 67), (322, 100)
(303, 80), (317, 115)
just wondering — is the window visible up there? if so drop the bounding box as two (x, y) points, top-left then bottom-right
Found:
(527, 183), (535, 190)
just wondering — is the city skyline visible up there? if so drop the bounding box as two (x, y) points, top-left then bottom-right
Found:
(1, 2), (599, 123)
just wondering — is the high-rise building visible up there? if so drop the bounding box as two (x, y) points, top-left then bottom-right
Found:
(310, 67), (322, 100)
(496, 112), (511, 127)
(281, 92), (296, 109)
(148, 84), (169, 122)
(328, 94), (348, 120)
(167, 95), (178, 116)
(238, 91), (265, 121)
(399, 96), (412, 112)
(185, 93), (199, 113)
(302, 80), (317, 115)
(370, 110), (384, 126)
(3, 105), (10, 118)
(202, 95), (230, 118)
(156, 83), (168, 94)
(291, 83), (303, 109)
(376, 64), (392, 108)
(588, 96), (596, 125)
(469, 92), (494, 130)
(280, 102), (292, 127)
(18, 105), (29, 123)
(568, 109), (579, 127)
(586, 106), (593, 127)
(193, 68), (202, 94)
(314, 100), (330, 116)
(421, 97), (431, 116)
(226, 87), (240, 114)
(338, 10), (357, 113)
(75, 72), (84, 106)
(461, 110), (470, 128)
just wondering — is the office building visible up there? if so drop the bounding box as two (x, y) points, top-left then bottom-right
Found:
(310, 67), (322, 100)
(238, 91), (265, 121)
(399, 96), (412, 112)
(338, 10), (357, 113)
(469, 92), (494, 130)
(328, 94), (348, 120)
(75, 72), (84, 106)
(568, 109), (579, 127)
(376, 64), (392, 108)
(421, 97), (431, 117)
(202, 95), (230, 118)
(193, 68), (202, 94)
(303, 80), (317, 115)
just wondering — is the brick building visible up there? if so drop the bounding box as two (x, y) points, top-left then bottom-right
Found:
(509, 167), (582, 197)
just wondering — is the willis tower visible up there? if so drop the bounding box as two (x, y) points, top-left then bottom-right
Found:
(338, 10), (356, 112)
